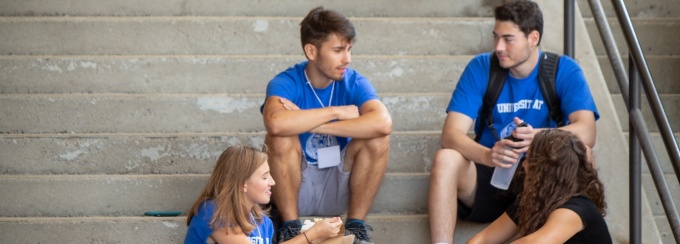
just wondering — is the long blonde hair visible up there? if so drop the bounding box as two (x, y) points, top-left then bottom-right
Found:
(186, 145), (268, 235)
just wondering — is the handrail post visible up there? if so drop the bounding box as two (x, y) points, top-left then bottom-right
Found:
(629, 54), (642, 244)
(564, 0), (575, 57)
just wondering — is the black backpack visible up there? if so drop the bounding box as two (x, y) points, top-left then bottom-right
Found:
(474, 51), (564, 142)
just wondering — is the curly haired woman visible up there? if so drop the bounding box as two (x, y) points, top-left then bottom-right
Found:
(468, 129), (611, 243)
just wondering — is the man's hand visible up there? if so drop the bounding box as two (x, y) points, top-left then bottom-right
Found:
(279, 97), (300, 110)
(333, 105), (360, 120)
(489, 139), (521, 168)
(509, 117), (535, 153)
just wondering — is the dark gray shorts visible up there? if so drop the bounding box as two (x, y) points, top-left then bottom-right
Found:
(297, 155), (351, 216)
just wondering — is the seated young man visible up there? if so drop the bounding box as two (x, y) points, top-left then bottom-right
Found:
(261, 6), (392, 244)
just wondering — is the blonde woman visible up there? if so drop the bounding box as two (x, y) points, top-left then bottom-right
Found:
(185, 145), (342, 244)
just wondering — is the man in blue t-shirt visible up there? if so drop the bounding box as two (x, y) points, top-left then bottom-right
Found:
(261, 7), (391, 244)
(428, 1), (600, 243)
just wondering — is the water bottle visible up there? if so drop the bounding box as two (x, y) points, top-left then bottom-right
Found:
(490, 122), (527, 190)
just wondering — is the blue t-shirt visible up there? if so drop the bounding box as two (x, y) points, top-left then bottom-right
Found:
(262, 61), (379, 165)
(184, 200), (274, 244)
(447, 52), (600, 148)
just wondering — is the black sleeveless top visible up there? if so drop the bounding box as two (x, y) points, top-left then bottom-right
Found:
(506, 195), (612, 243)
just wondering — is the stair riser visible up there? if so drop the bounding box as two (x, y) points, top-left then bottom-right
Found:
(599, 56), (680, 94)
(585, 18), (680, 56)
(0, 216), (487, 243)
(624, 133), (680, 175)
(0, 133), (439, 174)
(0, 0), (495, 17)
(578, 0), (680, 18)
(0, 174), (428, 217)
(0, 18), (494, 56)
(611, 94), (680, 133)
(0, 56), (469, 94)
(0, 95), (449, 133)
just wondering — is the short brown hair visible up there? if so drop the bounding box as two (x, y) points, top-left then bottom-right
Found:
(300, 6), (356, 50)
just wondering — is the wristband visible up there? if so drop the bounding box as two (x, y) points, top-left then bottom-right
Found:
(302, 232), (312, 244)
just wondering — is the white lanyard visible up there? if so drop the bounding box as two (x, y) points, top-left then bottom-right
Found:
(305, 71), (334, 108)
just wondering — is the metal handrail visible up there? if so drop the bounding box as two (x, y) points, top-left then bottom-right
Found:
(564, 0), (680, 243)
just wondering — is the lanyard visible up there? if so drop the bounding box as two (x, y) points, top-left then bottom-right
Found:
(305, 71), (334, 108)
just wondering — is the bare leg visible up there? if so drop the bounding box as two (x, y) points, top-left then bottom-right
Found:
(343, 135), (390, 220)
(265, 134), (302, 222)
(428, 148), (478, 243)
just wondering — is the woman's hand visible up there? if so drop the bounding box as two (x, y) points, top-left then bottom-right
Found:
(305, 217), (343, 241)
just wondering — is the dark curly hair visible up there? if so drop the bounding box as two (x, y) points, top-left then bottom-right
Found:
(516, 129), (606, 235)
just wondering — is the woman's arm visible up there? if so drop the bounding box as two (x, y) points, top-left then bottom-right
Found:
(511, 208), (583, 243)
(467, 213), (519, 244)
(282, 217), (343, 244)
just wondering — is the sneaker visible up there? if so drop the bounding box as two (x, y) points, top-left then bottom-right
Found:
(277, 221), (301, 243)
(345, 222), (374, 244)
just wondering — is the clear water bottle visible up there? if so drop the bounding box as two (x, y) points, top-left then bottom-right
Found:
(490, 122), (527, 190)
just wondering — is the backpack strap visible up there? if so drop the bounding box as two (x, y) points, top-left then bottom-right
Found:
(475, 51), (563, 143)
(538, 52), (564, 127)
(475, 52), (506, 142)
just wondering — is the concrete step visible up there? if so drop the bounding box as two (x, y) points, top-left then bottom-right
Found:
(0, 55), (470, 94)
(625, 133), (680, 175)
(0, 94), (449, 134)
(0, 17), (494, 56)
(584, 17), (680, 56)
(0, 132), (440, 174)
(611, 94), (680, 133)
(643, 174), (680, 244)
(578, 0), (680, 18)
(0, 0), (496, 17)
(599, 55), (680, 95)
(0, 215), (487, 243)
(0, 173), (429, 217)
(642, 174), (680, 217)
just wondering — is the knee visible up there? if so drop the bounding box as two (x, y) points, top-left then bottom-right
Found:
(431, 149), (467, 174)
(355, 135), (390, 155)
(264, 134), (300, 156)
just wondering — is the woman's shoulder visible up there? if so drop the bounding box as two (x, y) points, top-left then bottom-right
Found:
(193, 199), (217, 220)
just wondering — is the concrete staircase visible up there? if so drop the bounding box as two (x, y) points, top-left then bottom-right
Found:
(578, 0), (680, 242)
(0, 0), (670, 243)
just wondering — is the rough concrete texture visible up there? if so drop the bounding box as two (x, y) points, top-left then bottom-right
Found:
(0, 18), (495, 56)
(0, 94), (449, 133)
(0, 56), (470, 94)
(600, 56), (680, 94)
(611, 94), (680, 132)
(0, 0), (498, 17)
(643, 174), (680, 244)
(0, 174), (426, 217)
(642, 174), (680, 217)
(0, 133), (440, 175)
(0, 217), (188, 243)
(578, 0), (680, 18)
(624, 134), (680, 175)
(0, 215), (487, 243)
(584, 18), (680, 56)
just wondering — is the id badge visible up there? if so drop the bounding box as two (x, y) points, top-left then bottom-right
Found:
(317, 145), (341, 169)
